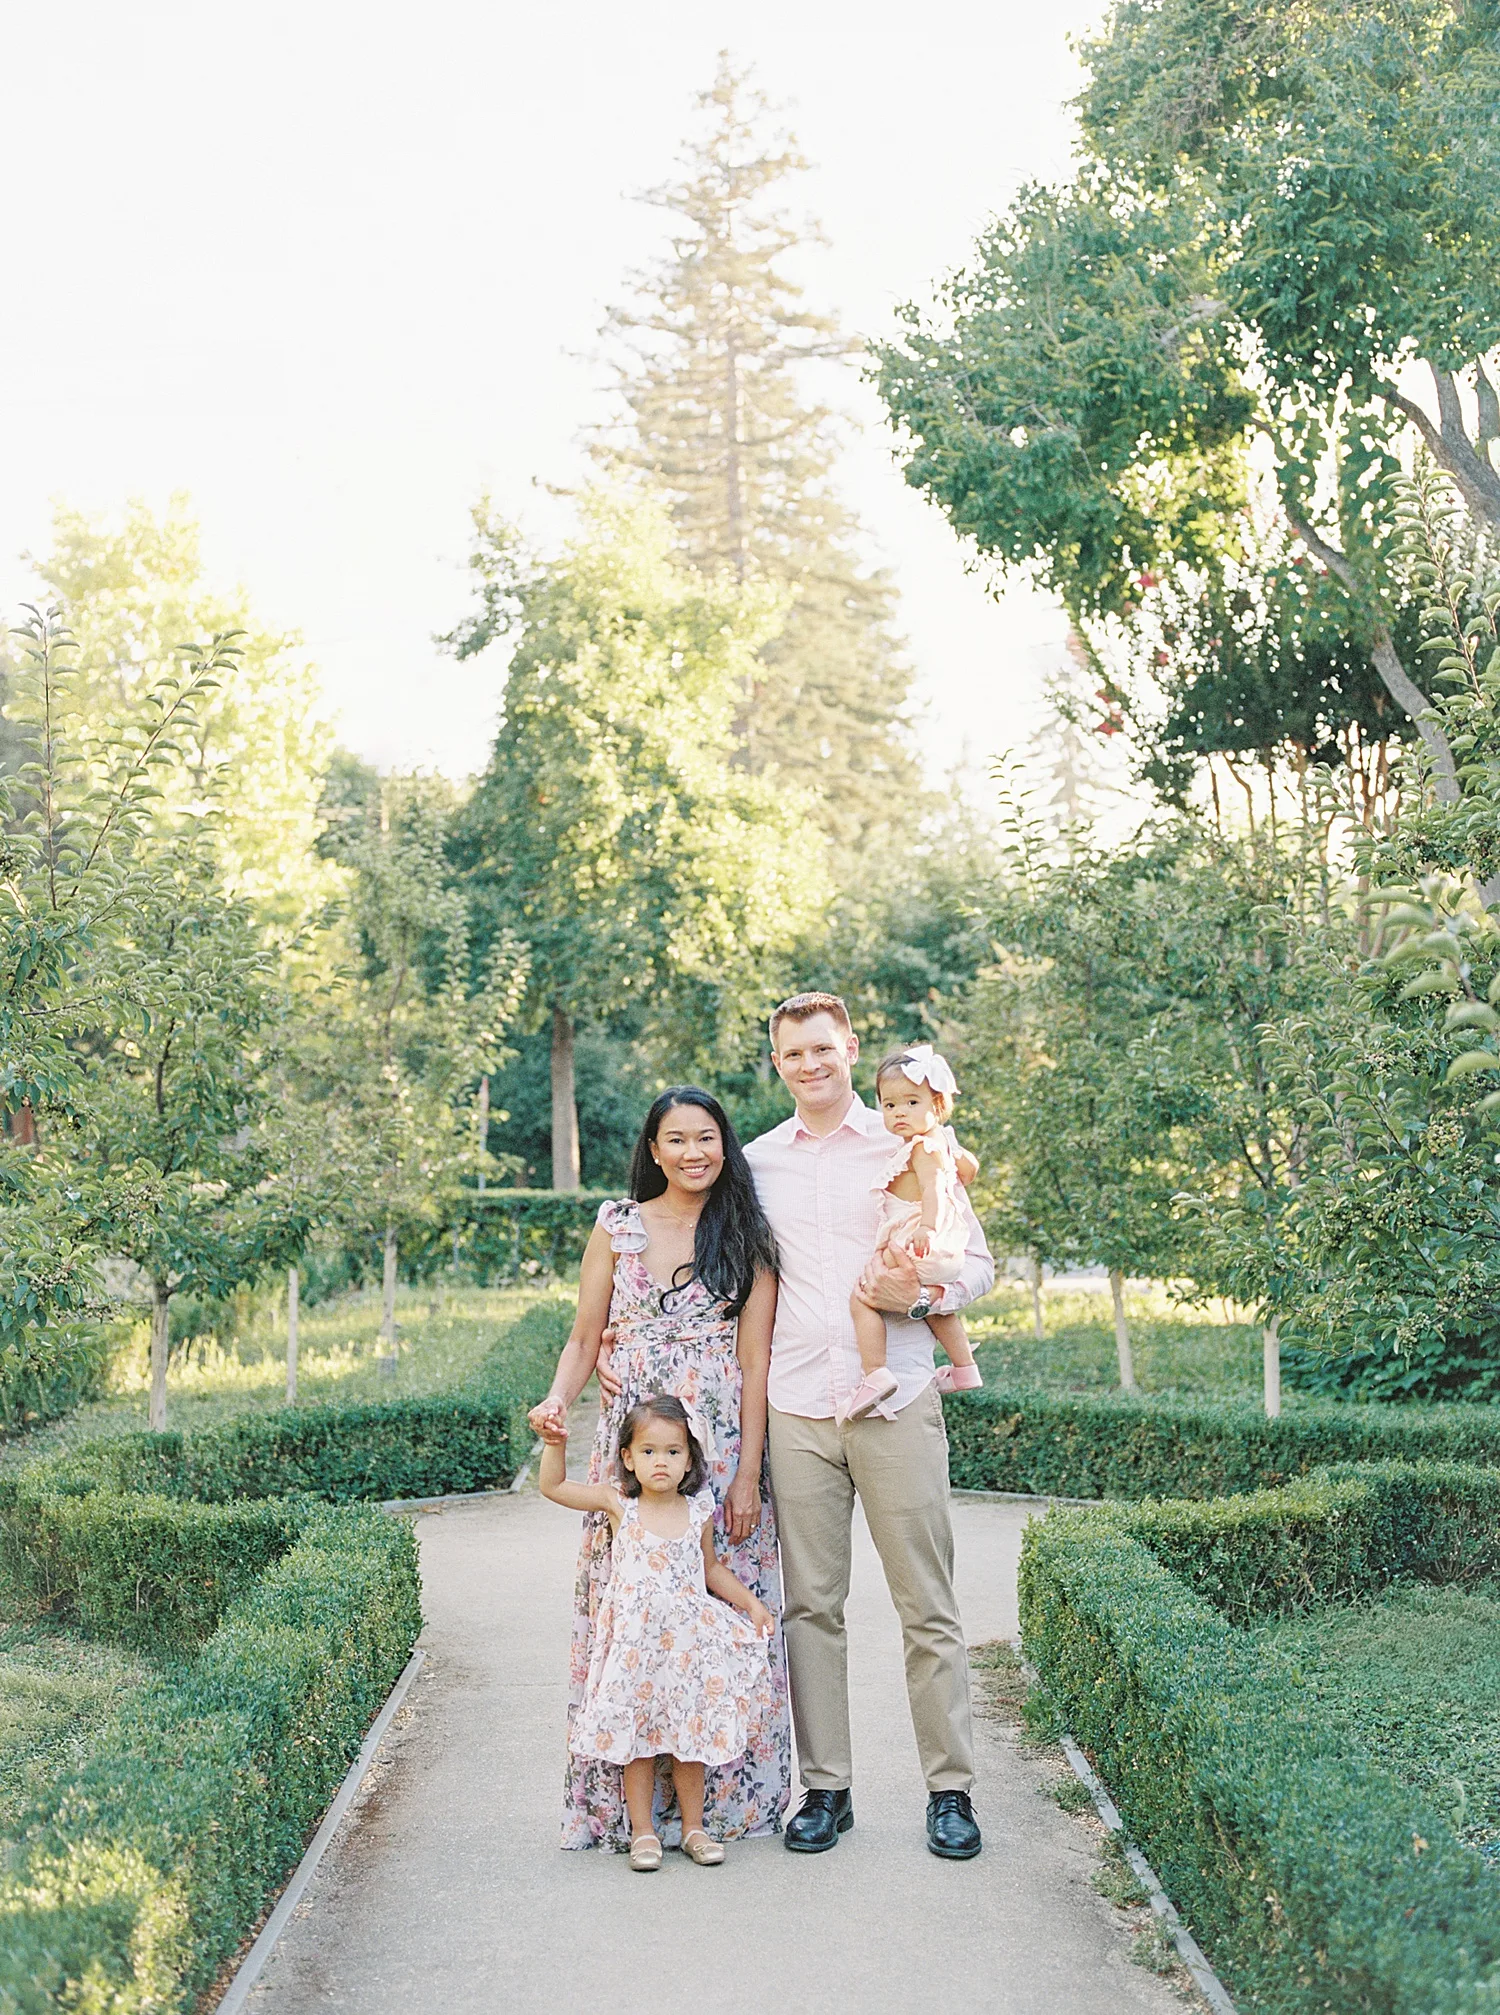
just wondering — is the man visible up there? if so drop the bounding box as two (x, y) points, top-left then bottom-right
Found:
(742, 991), (993, 1859)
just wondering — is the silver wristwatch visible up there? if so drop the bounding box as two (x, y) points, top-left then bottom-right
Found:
(907, 1295), (933, 1322)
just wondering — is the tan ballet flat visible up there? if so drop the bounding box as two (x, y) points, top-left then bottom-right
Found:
(629, 1833), (663, 1872)
(682, 1829), (725, 1866)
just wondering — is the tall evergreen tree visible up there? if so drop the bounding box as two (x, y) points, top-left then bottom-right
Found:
(595, 55), (918, 845)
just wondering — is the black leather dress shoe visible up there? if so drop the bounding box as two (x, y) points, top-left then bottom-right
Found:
(784, 1787), (854, 1853)
(927, 1789), (982, 1859)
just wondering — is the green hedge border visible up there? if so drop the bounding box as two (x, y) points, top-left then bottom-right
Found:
(945, 1383), (1500, 1500)
(1020, 1460), (1500, 2013)
(0, 1499), (420, 2013)
(0, 1297), (570, 2012)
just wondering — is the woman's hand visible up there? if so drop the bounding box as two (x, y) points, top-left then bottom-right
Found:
(595, 1326), (621, 1402)
(528, 1396), (567, 1442)
(724, 1467), (761, 1546)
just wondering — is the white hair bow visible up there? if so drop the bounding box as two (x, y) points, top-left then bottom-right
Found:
(899, 1044), (959, 1097)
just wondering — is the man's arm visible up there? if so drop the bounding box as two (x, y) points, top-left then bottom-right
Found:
(933, 1190), (993, 1315)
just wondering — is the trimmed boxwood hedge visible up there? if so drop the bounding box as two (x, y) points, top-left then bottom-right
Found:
(0, 1298), (568, 2011)
(1019, 1461), (1500, 2014)
(0, 1503), (420, 2013)
(945, 1382), (1500, 1500)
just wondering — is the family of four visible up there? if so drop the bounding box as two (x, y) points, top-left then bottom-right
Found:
(528, 991), (994, 1871)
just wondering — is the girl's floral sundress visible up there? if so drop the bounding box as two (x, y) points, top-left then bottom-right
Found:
(569, 1487), (766, 1766)
(562, 1198), (792, 1849)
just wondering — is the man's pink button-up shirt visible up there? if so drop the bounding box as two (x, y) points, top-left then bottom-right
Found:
(744, 1095), (995, 1420)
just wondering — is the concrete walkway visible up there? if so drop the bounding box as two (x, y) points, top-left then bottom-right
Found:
(245, 1488), (1184, 2015)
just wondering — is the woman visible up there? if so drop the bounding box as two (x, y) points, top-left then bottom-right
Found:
(528, 1086), (792, 1850)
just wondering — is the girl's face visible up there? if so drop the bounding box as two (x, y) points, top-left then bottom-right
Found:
(621, 1416), (691, 1495)
(878, 1074), (942, 1140)
(650, 1104), (724, 1198)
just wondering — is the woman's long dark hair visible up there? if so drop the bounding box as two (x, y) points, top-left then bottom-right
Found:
(627, 1086), (777, 1317)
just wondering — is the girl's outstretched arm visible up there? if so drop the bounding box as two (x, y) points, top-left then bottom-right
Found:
(529, 1223), (615, 1436)
(726, 1267), (775, 1544)
(954, 1143), (980, 1186)
(702, 1526), (773, 1638)
(537, 1428), (621, 1522)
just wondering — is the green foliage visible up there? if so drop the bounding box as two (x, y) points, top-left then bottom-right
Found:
(0, 1325), (114, 1438)
(943, 1383), (1500, 1501)
(593, 55), (919, 848)
(293, 775), (528, 1254)
(961, 822), (1328, 1293)
(448, 1189), (614, 1284)
(452, 487), (825, 1064)
(0, 1631), (150, 1840)
(0, 1478), (301, 1653)
(1255, 1580), (1500, 1860)
(0, 1504), (420, 2013)
(18, 495), (341, 942)
(1019, 1461), (1500, 2012)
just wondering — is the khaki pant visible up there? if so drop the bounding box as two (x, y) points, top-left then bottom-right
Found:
(768, 1386), (974, 1794)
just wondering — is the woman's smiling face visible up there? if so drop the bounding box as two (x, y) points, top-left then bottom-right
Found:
(650, 1103), (725, 1196)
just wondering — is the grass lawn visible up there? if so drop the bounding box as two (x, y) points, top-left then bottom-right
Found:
(970, 1281), (1262, 1399)
(0, 1622), (156, 1836)
(1254, 1582), (1500, 1864)
(3, 1281), (571, 1467)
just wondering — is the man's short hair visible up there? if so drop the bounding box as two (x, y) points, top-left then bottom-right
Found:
(769, 991), (853, 1047)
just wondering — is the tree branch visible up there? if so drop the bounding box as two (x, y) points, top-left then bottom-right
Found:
(1377, 371), (1500, 531)
(1286, 513), (1459, 803)
(1476, 358), (1500, 451)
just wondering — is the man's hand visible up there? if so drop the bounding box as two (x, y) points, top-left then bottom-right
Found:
(595, 1326), (621, 1402)
(724, 1467), (761, 1546)
(858, 1244), (924, 1313)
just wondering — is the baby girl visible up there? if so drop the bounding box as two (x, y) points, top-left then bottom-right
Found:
(846, 1045), (984, 1420)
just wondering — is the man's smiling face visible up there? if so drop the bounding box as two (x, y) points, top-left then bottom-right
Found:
(771, 1010), (859, 1117)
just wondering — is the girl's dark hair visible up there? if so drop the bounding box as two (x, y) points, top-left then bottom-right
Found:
(626, 1086), (777, 1316)
(616, 1393), (707, 1498)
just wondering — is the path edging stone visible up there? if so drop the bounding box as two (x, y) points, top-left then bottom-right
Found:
(213, 1648), (427, 2013)
(1058, 1731), (1239, 2015)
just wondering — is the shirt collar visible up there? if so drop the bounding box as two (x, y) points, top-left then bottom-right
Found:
(790, 1093), (874, 1144)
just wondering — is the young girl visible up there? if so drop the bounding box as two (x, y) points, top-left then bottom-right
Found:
(845, 1044), (985, 1420)
(537, 1391), (773, 1872)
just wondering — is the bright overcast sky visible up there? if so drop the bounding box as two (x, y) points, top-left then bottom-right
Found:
(4, 0), (1108, 788)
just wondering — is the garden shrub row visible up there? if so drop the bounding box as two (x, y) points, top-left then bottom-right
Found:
(0, 1502), (420, 2014)
(1019, 1460), (1500, 2014)
(945, 1382), (1500, 1500)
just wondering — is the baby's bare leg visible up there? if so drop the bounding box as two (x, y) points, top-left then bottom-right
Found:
(850, 1286), (890, 1376)
(927, 1309), (975, 1369)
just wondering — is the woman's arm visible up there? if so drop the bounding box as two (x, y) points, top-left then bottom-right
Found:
(725, 1267), (775, 1545)
(702, 1526), (773, 1637)
(528, 1223), (615, 1434)
(537, 1431), (621, 1521)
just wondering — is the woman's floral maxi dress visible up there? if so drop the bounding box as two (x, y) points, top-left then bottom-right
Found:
(562, 1199), (791, 1849)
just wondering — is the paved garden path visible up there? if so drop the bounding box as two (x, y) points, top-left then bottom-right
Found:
(245, 1469), (1185, 2015)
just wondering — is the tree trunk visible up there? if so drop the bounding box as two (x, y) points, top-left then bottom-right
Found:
(476, 1073), (490, 1194)
(149, 1280), (171, 1432)
(286, 1265), (299, 1405)
(381, 1225), (398, 1345)
(551, 1005), (581, 1192)
(1109, 1268), (1136, 1391)
(1030, 1254), (1045, 1341)
(1263, 1315), (1282, 1420)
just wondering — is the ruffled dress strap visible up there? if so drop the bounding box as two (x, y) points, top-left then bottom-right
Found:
(688, 1486), (716, 1535)
(872, 1132), (917, 1196)
(597, 1197), (650, 1254)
